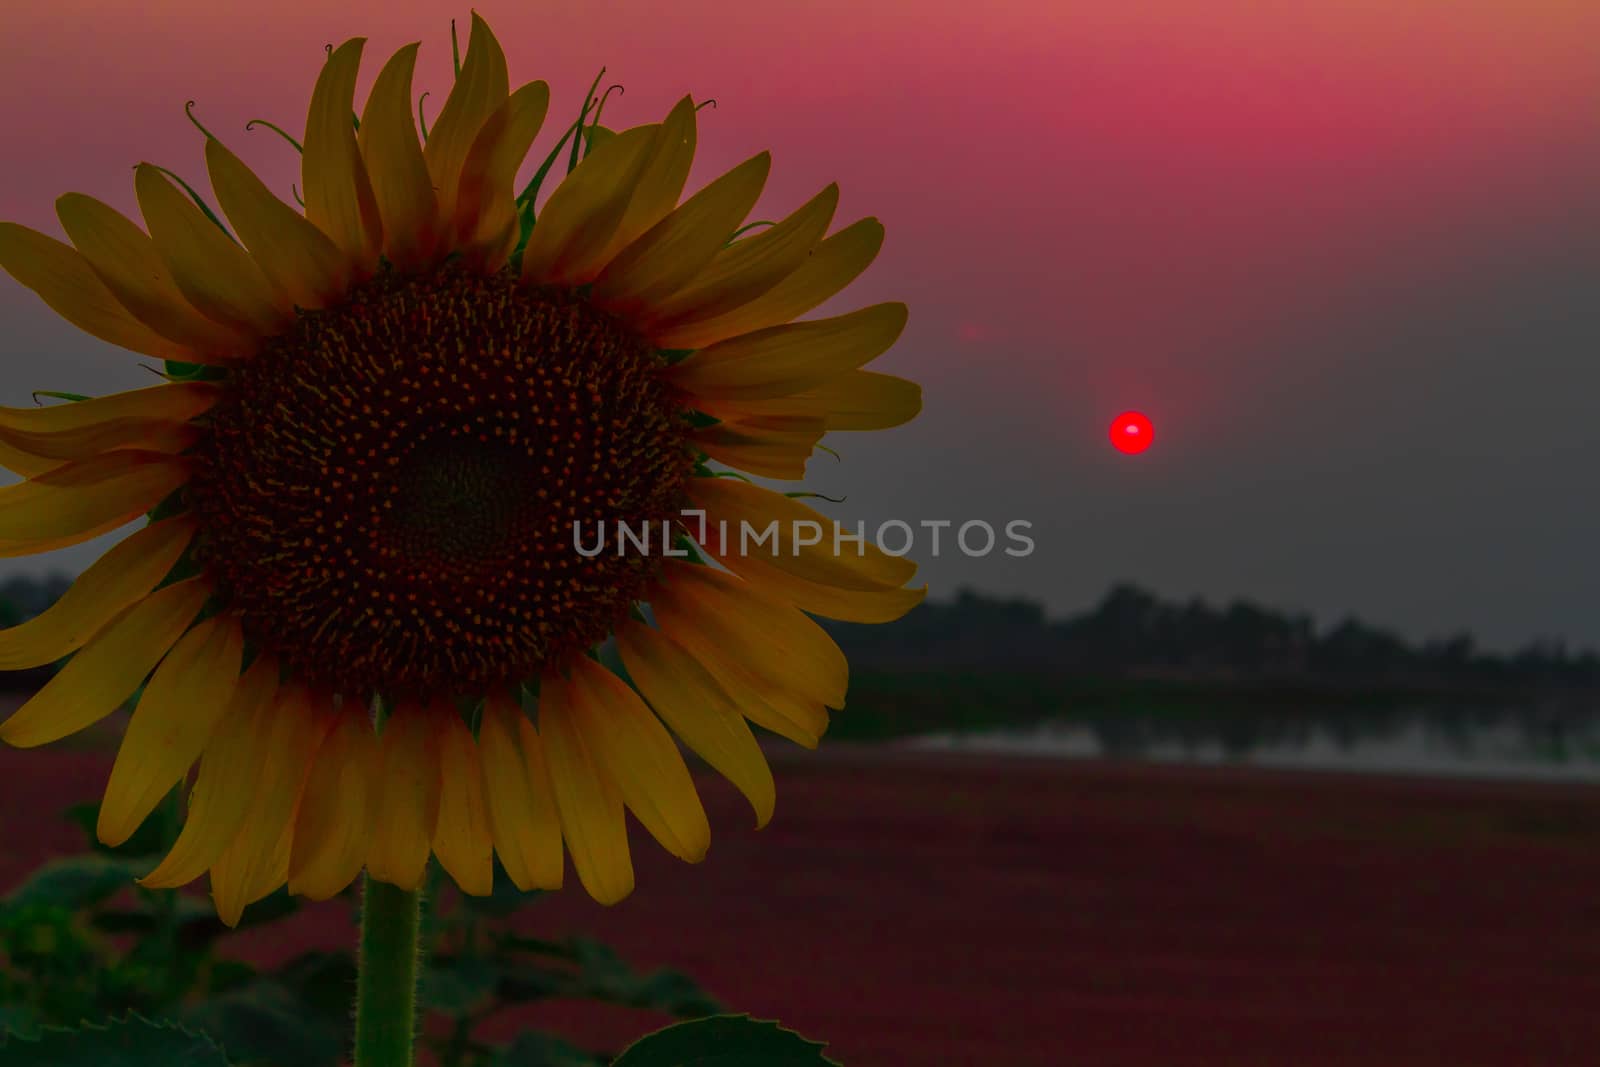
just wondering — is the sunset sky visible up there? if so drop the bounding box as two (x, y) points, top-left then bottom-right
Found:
(2, 1), (1598, 648)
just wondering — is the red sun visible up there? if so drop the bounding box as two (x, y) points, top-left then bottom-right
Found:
(1109, 411), (1154, 455)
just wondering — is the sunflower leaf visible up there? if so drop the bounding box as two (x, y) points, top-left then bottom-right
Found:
(610, 1015), (839, 1067)
(491, 1030), (604, 1067)
(0, 1013), (233, 1067)
(3, 855), (145, 911)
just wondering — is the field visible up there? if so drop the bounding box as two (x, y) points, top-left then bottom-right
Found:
(4, 738), (1600, 1065)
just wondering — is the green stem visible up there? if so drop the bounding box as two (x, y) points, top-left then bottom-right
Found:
(355, 876), (424, 1067)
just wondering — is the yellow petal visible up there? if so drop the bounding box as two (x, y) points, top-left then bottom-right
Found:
(590, 95), (698, 267)
(708, 548), (926, 624)
(0, 383), (218, 435)
(659, 563), (848, 708)
(0, 222), (195, 361)
(0, 439), (61, 478)
(518, 124), (660, 286)
(566, 656), (710, 863)
(644, 183), (837, 330)
(690, 415), (825, 481)
(0, 451), (189, 544)
(424, 13), (509, 226)
(667, 303), (907, 401)
(359, 43), (440, 269)
(591, 152), (771, 317)
(206, 138), (350, 309)
(649, 592), (828, 749)
(53, 196), (250, 358)
(433, 712), (494, 896)
(134, 164), (288, 336)
(98, 614), (244, 846)
(479, 691), (563, 891)
(303, 38), (383, 272)
(616, 621), (775, 827)
(540, 673), (634, 904)
(652, 217), (884, 350)
(368, 701), (441, 891)
(288, 707), (380, 900)
(688, 476), (918, 591)
(0, 577), (208, 748)
(700, 370), (922, 432)
(454, 81), (550, 267)
(0, 516), (195, 670)
(139, 655), (278, 889)
(0, 407), (203, 464)
(210, 685), (331, 926)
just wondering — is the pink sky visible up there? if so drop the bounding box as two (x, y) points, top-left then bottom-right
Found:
(3, 2), (1599, 645)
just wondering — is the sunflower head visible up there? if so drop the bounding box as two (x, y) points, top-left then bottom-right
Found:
(0, 14), (922, 922)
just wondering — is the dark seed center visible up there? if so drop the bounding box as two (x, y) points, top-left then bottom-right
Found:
(187, 264), (693, 700)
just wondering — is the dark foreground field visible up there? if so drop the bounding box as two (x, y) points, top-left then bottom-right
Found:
(4, 743), (1600, 1066)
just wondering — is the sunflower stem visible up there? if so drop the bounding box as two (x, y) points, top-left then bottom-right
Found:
(354, 875), (425, 1067)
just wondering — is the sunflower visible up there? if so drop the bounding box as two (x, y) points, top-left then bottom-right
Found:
(0, 16), (921, 923)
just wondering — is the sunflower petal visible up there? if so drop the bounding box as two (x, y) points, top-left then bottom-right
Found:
(0, 451), (189, 544)
(591, 152), (770, 316)
(360, 43), (440, 269)
(433, 713), (494, 896)
(667, 303), (907, 401)
(644, 183), (837, 331)
(289, 707), (380, 900)
(690, 415), (825, 481)
(424, 13), (509, 226)
(0, 415), (200, 465)
(134, 164), (288, 336)
(706, 548), (926, 624)
(566, 656), (710, 863)
(700, 370), (922, 432)
(652, 217), (884, 351)
(616, 622), (775, 827)
(0, 223), (196, 361)
(206, 138), (350, 309)
(590, 95), (697, 267)
(689, 476), (918, 591)
(455, 81), (550, 267)
(53, 196), (249, 358)
(660, 562), (848, 709)
(140, 655), (278, 889)
(368, 701), (441, 891)
(540, 673), (634, 904)
(0, 577), (208, 748)
(479, 692), (563, 891)
(98, 614), (244, 846)
(210, 685), (330, 926)
(0, 383), (218, 435)
(649, 593), (828, 749)
(303, 39), (384, 272)
(0, 516), (195, 670)
(518, 124), (660, 286)
(0, 440), (60, 479)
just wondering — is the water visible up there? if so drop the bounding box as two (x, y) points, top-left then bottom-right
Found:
(903, 707), (1600, 782)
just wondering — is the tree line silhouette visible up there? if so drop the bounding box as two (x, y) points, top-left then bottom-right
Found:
(827, 583), (1600, 689)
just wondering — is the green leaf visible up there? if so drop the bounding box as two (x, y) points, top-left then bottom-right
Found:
(420, 953), (499, 1015)
(271, 950), (356, 1015)
(492, 1030), (605, 1067)
(611, 1016), (839, 1067)
(3, 855), (143, 911)
(0, 1004), (40, 1041)
(183, 981), (343, 1067)
(0, 1014), (232, 1067)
